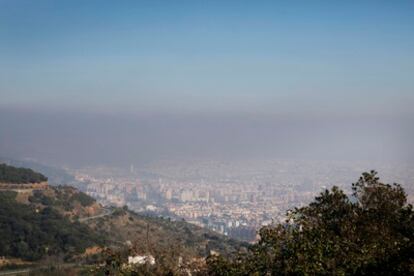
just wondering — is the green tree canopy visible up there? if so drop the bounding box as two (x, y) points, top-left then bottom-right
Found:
(207, 171), (414, 275)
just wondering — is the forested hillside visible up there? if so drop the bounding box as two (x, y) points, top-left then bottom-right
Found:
(0, 190), (103, 261)
(0, 165), (246, 274)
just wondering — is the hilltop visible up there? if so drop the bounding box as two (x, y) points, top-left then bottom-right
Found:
(0, 158), (80, 186)
(0, 163), (47, 184)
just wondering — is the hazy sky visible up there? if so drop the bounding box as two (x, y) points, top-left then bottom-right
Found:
(0, 1), (413, 166)
(1, 0), (413, 114)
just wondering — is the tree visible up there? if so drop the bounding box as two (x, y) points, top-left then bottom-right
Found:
(207, 171), (414, 275)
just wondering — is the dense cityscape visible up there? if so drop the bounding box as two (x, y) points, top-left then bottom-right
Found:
(72, 159), (414, 242)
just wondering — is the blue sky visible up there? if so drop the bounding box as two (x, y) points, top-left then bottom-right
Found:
(1, 0), (413, 115)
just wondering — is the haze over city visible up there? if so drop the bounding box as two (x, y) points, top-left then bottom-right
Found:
(1, 0), (413, 167)
(1, 1), (414, 274)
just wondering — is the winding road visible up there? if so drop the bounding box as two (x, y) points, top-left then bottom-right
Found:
(78, 207), (113, 222)
(0, 269), (30, 276)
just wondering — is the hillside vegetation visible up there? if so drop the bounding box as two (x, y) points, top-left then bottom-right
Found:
(0, 163), (47, 183)
(0, 165), (245, 274)
(6, 164), (410, 275)
(0, 190), (103, 261)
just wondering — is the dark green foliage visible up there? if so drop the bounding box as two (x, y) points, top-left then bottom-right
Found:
(29, 187), (96, 210)
(29, 190), (55, 205)
(0, 157), (76, 186)
(207, 171), (414, 275)
(112, 208), (127, 217)
(70, 191), (95, 207)
(0, 191), (102, 261)
(0, 163), (47, 183)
